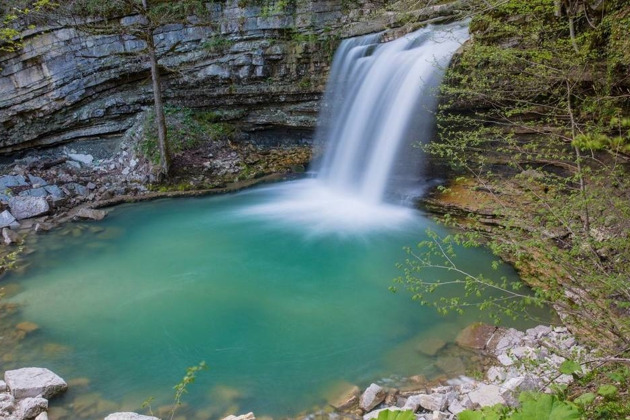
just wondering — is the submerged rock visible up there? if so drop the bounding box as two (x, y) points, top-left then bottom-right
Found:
(2, 228), (20, 245)
(4, 367), (67, 399)
(455, 323), (498, 351)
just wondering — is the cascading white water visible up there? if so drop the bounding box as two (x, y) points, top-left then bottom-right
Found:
(240, 22), (469, 234)
(315, 22), (470, 203)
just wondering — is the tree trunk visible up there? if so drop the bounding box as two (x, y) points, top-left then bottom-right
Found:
(143, 0), (170, 179)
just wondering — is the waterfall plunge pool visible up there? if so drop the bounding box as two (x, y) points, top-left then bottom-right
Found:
(2, 179), (545, 419)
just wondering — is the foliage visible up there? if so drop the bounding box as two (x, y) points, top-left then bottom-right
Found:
(201, 35), (235, 53)
(375, 410), (415, 420)
(139, 106), (236, 164)
(459, 392), (581, 420)
(142, 361), (207, 420)
(401, 0), (630, 351)
(0, 0), (55, 53)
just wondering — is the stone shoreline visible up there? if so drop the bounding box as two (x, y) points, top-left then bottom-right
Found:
(0, 322), (591, 420)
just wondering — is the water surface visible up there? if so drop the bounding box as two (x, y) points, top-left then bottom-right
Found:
(4, 180), (540, 419)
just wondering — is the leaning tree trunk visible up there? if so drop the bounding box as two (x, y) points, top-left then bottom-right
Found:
(142, 0), (171, 179)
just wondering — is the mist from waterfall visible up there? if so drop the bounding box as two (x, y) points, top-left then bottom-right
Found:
(240, 22), (470, 234)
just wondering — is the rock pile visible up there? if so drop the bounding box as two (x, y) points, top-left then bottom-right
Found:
(0, 367), (67, 420)
(318, 323), (591, 420)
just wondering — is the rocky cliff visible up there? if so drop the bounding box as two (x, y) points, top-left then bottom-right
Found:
(0, 0), (468, 154)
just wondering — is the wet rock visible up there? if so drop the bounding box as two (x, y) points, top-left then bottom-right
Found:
(455, 323), (498, 351)
(4, 367), (67, 399)
(75, 208), (107, 221)
(17, 397), (48, 419)
(8, 197), (50, 220)
(360, 384), (386, 412)
(3, 228), (21, 245)
(0, 210), (16, 228)
(104, 413), (160, 420)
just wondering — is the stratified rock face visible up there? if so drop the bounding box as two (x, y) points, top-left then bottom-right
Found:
(4, 368), (68, 400)
(0, 0), (466, 154)
(0, 0), (379, 153)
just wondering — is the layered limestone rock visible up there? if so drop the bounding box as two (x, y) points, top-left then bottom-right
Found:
(0, 0), (468, 154)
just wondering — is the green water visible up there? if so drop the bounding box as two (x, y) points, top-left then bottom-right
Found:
(4, 181), (539, 419)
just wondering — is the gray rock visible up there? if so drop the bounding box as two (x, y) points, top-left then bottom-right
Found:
(0, 175), (28, 191)
(44, 185), (64, 199)
(104, 413), (160, 420)
(68, 183), (89, 196)
(67, 153), (94, 165)
(359, 383), (386, 412)
(486, 366), (506, 382)
(35, 412), (49, 420)
(221, 413), (255, 420)
(28, 175), (48, 187)
(18, 187), (48, 198)
(0, 210), (16, 228)
(0, 392), (16, 418)
(3, 228), (20, 245)
(467, 384), (506, 407)
(0, 381), (6, 392)
(0, 193), (10, 203)
(8, 197), (50, 220)
(526, 325), (552, 339)
(417, 394), (448, 412)
(447, 399), (467, 415)
(17, 397), (48, 419)
(4, 367), (67, 399)
(75, 208), (107, 221)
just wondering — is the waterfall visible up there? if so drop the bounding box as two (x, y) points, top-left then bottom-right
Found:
(314, 22), (470, 203)
(240, 22), (469, 234)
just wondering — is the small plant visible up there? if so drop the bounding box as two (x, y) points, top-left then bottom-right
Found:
(143, 361), (208, 420)
(201, 35), (234, 53)
(375, 409), (414, 420)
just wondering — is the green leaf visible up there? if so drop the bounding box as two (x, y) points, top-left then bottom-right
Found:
(559, 360), (581, 375)
(574, 392), (596, 406)
(512, 392), (580, 420)
(597, 384), (618, 399)
(375, 410), (415, 420)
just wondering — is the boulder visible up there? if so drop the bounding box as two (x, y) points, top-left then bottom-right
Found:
(17, 397), (47, 419)
(104, 413), (160, 420)
(0, 210), (16, 228)
(35, 412), (49, 420)
(328, 384), (360, 411)
(359, 384), (386, 412)
(415, 393), (448, 412)
(0, 380), (6, 392)
(8, 197), (50, 220)
(75, 208), (107, 221)
(0, 175), (28, 191)
(455, 323), (498, 351)
(4, 367), (67, 399)
(0, 392), (16, 418)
